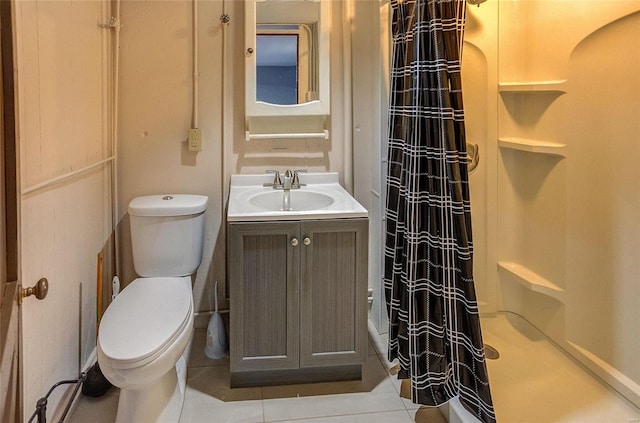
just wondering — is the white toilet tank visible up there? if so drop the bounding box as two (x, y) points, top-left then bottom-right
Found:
(128, 194), (208, 277)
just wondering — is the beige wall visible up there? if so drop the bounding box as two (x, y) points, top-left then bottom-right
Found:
(223, 0), (347, 178)
(116, 0), (225, 314)
(15, 1), (113, 420)
(15, 0), (349, 417)
(117, 0), (349, 315)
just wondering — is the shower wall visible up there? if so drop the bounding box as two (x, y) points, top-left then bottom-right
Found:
(461, 3), (499, 314)
(496, 1), (640, 408)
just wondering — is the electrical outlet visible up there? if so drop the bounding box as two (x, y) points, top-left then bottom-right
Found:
(188, 128), (203, 152)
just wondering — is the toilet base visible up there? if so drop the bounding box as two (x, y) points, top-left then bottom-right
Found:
(114, 356), (187, 423)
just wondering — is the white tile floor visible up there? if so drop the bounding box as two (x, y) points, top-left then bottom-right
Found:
(68, 313), (640, 423)
(67, 320), (445, 423)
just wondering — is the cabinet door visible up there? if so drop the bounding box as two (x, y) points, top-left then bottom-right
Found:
(299, 219), (368, 367)
(229, 222), (300, 372)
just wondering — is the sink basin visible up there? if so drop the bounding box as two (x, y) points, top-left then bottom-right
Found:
(249, 190), (334, 211)
(227, 172), (368, 221)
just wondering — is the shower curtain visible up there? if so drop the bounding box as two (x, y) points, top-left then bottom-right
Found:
(383, 1), (496, 422)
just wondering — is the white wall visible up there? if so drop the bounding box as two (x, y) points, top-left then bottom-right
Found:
(351, 0), (385, 331)
(565, 9), (640, 403)
(14, 1), (113, 420)
(462, 3), (499, 314)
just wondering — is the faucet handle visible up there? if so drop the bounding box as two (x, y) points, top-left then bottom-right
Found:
(292, 169), (307, 187)
(266, 169), (282, 186)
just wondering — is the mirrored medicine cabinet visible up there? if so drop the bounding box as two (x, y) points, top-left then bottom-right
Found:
(245, 0), (331, 140)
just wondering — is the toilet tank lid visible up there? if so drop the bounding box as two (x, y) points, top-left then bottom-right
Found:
(129, 194), (208, 217)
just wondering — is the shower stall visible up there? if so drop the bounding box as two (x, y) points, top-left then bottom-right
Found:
(356, 0), (640, 421)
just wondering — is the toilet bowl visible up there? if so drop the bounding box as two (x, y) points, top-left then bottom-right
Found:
(98, 276), (193, 422)
(97, 194), (207, 423)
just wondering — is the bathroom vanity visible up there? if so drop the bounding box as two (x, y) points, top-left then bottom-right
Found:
(227, 173), (368, 387)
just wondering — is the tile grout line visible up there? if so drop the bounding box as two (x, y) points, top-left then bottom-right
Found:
(372, 343), (426, 417)
(260, 385), (266, 423)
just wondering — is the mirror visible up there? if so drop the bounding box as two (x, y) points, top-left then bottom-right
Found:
(256, 26), (316, 105)
(245, 0), (330, 117)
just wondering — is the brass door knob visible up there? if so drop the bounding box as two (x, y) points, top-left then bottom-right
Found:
(20, 278), (49, 304)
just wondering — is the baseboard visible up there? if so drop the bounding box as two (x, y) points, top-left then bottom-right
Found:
(231, 365), (362, 388)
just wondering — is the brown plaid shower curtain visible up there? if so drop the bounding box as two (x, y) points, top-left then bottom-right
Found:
(383, 1), (496, 422)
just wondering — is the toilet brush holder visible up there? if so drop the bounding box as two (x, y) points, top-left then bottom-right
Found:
(204, 312), (228, 359)
(204, 281), (228, 359)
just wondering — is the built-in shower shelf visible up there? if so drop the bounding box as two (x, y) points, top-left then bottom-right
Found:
(498, 80), (568, 93)
(498, 137), (567, 157)
(498, 261), (565, 302)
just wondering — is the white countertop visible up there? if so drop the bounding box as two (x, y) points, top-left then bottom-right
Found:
(227, 172), (368, 222)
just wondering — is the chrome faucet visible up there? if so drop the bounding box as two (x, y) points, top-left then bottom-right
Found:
(282, 170), (293, 210)
(263, 169), (306, 190)
(263, 169), (307, 211)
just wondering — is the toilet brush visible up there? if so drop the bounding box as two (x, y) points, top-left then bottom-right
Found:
(205, 281), (228, 359)
(83, 253), (113, 397)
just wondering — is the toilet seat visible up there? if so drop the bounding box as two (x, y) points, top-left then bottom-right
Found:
(98, 276), (192, 369)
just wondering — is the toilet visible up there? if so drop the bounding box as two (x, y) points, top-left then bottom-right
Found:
(98, 194), (208, 423)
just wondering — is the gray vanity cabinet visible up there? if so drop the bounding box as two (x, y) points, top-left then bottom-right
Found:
(228, 218), (368, 387)
(228, 221), (300, 374)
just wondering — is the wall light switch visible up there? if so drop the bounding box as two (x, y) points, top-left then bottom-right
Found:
(188, 128), (203, 152)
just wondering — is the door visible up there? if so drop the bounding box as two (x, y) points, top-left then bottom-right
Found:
(229, 221), (300, 375)
(299, 219), (368, 368)
(0, 1), (20, 420)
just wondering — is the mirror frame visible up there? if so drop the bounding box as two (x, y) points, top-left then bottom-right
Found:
(245, 0), (331, 117)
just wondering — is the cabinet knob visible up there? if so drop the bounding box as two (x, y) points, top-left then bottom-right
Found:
(303, 237), (311, 246)
(291, 238), (299, 247)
